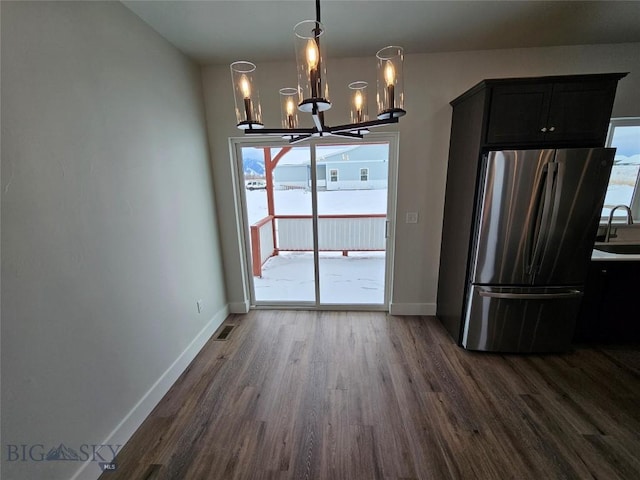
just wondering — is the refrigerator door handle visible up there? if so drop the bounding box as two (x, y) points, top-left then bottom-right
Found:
(525, 164), (549, 274)
(478, 289), (583, 300)
(528, 162), (557, 277)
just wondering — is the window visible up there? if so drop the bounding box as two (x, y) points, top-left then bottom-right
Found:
(360, 168), (369, 181)
(603, 118), (640, 219)
(330, 169), (338, 182)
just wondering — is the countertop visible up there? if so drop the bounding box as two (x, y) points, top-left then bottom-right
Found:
(591, 249), (640, 261)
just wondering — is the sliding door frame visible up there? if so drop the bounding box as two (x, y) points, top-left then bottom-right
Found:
(230, 132), (399, 311)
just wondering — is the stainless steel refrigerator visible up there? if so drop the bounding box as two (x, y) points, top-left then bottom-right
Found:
(462, 148), (614, 352)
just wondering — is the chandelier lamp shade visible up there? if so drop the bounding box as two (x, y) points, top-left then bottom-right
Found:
(376, 46), (406, 120)
(230, 0), (406, 143)
(279, 88), (299, 130)
(349, 81), (368, 124)
(230, 61), (264, 130)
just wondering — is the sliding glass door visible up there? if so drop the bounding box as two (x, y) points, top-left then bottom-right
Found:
(234, 134), (397, 309)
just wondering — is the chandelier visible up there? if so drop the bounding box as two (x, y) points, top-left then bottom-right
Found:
(230, 0), (405, 144)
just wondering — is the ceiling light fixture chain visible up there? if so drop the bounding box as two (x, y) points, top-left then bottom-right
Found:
(230, 0), (405, 144)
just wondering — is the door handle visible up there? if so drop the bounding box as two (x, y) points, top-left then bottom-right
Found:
(529, 162), (557, 276)
(478, 289), (583, 300)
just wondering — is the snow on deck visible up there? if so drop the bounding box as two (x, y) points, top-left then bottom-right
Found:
(253, 251), (385, 305)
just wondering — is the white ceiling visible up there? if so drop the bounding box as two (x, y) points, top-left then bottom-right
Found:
(122, 1), (640, 66)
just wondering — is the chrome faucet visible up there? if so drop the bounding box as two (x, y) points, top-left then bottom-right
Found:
(604, 205), (634, 242)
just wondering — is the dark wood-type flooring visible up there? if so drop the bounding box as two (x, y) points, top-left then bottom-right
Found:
(101, 311), (640, 479)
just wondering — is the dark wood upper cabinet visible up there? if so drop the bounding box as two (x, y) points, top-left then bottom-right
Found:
(486, 83), (552, 145)
(452, 73), (627, 149)
(544, 80), (619, 145)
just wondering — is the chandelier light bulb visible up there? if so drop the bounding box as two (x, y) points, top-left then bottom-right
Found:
(240, 75), (251, 98)
(354, 90), (363, 110)
(384, 61), (395, 87)
(306, 39), (319, 71)
(286, 98), (295, 116)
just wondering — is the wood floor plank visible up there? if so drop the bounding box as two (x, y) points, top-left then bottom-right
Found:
(100, 312), (640, 480)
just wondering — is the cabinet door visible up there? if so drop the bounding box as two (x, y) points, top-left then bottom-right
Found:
(545, 81), (617, 146)
(595, 262), (640, 343)
(576, 261), (640, 343)
(574, 264), (608, 342)
(486, 83), (552, 145)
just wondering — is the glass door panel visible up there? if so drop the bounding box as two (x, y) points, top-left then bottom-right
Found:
(316, 143), (389, 305)
(241, 145), (315, 303)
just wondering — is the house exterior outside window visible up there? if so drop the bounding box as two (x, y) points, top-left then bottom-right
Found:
(604, 118), (640, 219)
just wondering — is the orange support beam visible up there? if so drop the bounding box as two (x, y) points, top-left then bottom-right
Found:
(250, 224), (262, 277)
(262, 146), (292, 252)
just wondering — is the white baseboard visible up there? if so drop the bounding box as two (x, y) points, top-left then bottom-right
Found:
(228, 300), (250, 314)
(389, 302), (436, 316)
(71, 305), (229, 480)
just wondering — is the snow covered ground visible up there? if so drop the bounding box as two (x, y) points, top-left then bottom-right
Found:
(243, 189), (389, 305)
(603, 162), (639, 214)
(253, 251), (385, 304)
(244, 188), (388, 225)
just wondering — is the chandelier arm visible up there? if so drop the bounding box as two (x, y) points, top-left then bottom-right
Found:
(311, 111), (326, 132)
(243, 116), (399, 138)
(329, 117), (399, 134)
(246, 128), (315, 134)
(332, 131), (364, 139)
(289, 134), (314, 145)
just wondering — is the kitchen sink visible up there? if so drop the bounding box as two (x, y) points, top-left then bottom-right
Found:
(594, 222), (640, 254)
(594, 243), (640, 254)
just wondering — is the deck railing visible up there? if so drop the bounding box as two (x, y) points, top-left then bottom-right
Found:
(250, 216), (276, 277)
(250, 214), (387, 277)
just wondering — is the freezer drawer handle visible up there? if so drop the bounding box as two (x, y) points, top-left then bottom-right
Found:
(478, 289), (583, 300)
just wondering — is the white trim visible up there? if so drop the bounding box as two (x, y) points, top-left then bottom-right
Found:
(229, 139), (254, 309)
(383, 132), (400, 310)
(229, 300), (250, 313)
(389, 302), (436, 316)
(70, 306), (229, 480)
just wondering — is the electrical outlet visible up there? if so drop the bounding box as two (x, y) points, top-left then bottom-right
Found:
(197, 300), (203, 314)
(406, 212), (418, 224)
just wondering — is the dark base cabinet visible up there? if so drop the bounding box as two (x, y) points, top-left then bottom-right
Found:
(575, 261), (640, 344)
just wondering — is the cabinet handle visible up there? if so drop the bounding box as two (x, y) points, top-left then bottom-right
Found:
(549, 126), (556, 132)
(540, 127), (548, 133)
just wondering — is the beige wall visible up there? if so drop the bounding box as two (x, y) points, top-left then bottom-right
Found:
(1, 2), (226, 479)
(202, 43), (639, 314)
